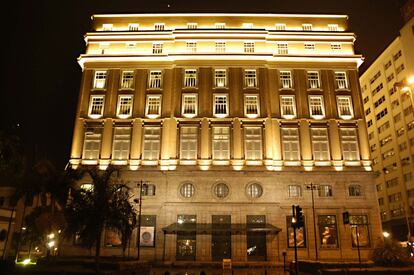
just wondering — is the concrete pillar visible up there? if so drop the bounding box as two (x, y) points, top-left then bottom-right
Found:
(357, 120), (370, 161)
(100, 118), (113, 160)
(130, 118), (143, 167)
(264, 118), (273, 160)
(300, 120), (312, 167)
(161, 119), (171, 161)
(70, 118), (85, 160)
(233, 118), (242, 160)
(200, 118), (210, 160)
(329, 119), (342, 167)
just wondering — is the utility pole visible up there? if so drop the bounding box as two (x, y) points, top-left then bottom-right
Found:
(305, 183), (318, 261)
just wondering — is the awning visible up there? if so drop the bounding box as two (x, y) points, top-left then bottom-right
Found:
(162, 223), (281, 235)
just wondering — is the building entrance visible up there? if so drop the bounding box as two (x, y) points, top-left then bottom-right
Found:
(212, 215), (231, 261)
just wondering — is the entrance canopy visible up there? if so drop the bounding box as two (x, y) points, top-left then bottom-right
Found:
(162, 223), (281, 235)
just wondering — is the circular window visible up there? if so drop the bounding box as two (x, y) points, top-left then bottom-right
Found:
(247, 183), (263, 198)
(180, 182), (195, 198)
(214, 183), (229, 199)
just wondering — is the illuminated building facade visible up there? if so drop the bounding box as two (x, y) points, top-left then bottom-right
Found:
(68, 13), (381, 261)
(359, 14), (414, 241)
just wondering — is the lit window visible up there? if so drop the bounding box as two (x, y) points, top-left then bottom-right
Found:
(244, 127), (263, 160)
(279, 71), (293, 89)
(350, 215), (370, 247)
(215, 23), (226, 29)
(280, 95), (296, 119)
(349, 185), (362, 197)
(152, 43), (163, 54)
(180, 126), (198, 160)
(186, 42), (197, 53)
(154, 23), (165, 31)
(304, 43), (315, 51)
(302, 24), (313, 31)
(120, 71), (134, 89)
(83, 128), (102, 159)
(247, 183), (263, 198)
(318, 215), (338, 248)
(244, 69), (257, 88)
(128, 23), (139, 31)
(215, 42), (226, 53)
(180, 182), (195, 198)
(318, 185), (332, 197)
(311, 128), (330, 161)
(93, 71), (107, 89)
(183, 69), (197, 88)
(282, 128), (300, 161)
(337, 96), (354, 120)
(307, 71), (321, 89)
(275, 23), (286, 30)
(309, 95), (325, 119)
(214, 69), (227, 87)
(141, 184), (156, 196)
(340, 128), (360, 161)
(214, 183), (229, 198)
(335, 72), (348, 90)
(112, 127), (131, 160)
(277, 43), (288, 54)
(88, 95), (105, 119)
(142, 127), (161, 160)
(288, 185), (301, 197)
(212, 126), (230, 160)
(213, 94), (229, 118)
(102, 24), (113, 31)
(328, 24), (338, 31)
(148, 70), (162, 89)
(331, 43), (342, 51)
(182, 94), (198, 118)
(244, 95), (260, 118)
(242, 23), (253, 28)
(145, 95), (162, 118)
(244, 42), (255, 53)
(116, 95), (133, 119)
(187, 23), (198, 29)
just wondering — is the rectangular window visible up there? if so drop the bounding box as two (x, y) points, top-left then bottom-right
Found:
(279, 71), (293, 89)
(244, 42), (255, 53)
(214, 69), (227, 87)
(244, 127), (263, 160)
(145, 95), (162, 118)
(318, 185), (333, 197)
(112, 127), (131, 160)
(120, 71), (134, 89)
(187, 23), (197, 29)
(376, 96), (387, 108)
(142, 127), (161, 160)
(318, 215), (339, 248)
(275, 23), (286, 30)
(186, 42), (197, 53)
(302, 24), (313, 31)
(309, 95), (325, 119)
(102, 24), (113, 31)
(215, 23), (226, 29)
(244, 69), (257, 88)
(180, 126), (198, 160)
(331, 43), (342, 51)
(307, 71), (320, 89)
(304, 43), (315, 51)
(93, 71), (107, 89)
(128, 23), (139, 31)
(280, 95), (296, 119)
(282, 128), (300, 161)
(393, 50), (402, 61)
(288, 185), (301, 198)
(335, 72), (348, 90)
(277, 43), (288, 54)
(116, 95), (133, 118)
(375, 108), (388, 121)
(88, 95), (105, 119)
(311, 128), (330, 161)
(244, 95), (260, 118)
(148, 70), (162, 89)
(328, 24), (338, 31)
(182, 94), (198, 118)
(83, 128), (102, 159)
(287, 216), (306, 248)
(183, 69), (197, 88)
(152, 43), (163, 54)
(154, 23), (165, 31)
(340, 128), (360, 161)
(337, 96), (354, 119)
(212, 126), (230, 160)
(215, 41), (226, 53)
(213, 94), (229, 118)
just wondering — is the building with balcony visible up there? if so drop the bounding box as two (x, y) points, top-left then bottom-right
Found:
(68, 13), (381, 262)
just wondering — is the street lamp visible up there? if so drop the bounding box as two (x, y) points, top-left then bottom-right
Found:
(134, 180), (148, 261)
(305, 183), (319, 261)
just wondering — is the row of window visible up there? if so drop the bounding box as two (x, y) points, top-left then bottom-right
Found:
(83, 125), (360, 162)
(89, 93), (355, 120)
(100, 22), (341, 32)
(92, 69), (350, 90)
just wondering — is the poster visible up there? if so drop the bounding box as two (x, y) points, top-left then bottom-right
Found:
(140, 226), (155, 247)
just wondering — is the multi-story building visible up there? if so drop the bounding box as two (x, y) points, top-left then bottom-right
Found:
(359, 12), (414, 241)
(68, 13), (381, 262)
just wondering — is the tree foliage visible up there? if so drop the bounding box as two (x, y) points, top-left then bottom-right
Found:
(372, 239), (410, 266)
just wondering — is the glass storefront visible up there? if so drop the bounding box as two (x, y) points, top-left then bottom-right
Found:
(318, 215), (339, 249)
(176, 215), (196, 260)
(246, 215), (267, 261)
(212, 215), (231, 261)
(286, 215), (306, 248)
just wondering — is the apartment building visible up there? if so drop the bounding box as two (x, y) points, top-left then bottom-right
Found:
(67, 13), (381, 262)
(359, 14), (414, 241)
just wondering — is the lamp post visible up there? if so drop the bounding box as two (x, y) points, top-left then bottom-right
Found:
(134, 181), (147, 261)
(305, 183), (319, 261)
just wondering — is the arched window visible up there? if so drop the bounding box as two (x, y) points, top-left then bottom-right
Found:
(214, 183), (229, 199)
(180, 182), (195, 198)
(247, 183), (263, 198)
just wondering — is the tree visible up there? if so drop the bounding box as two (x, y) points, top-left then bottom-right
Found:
(372, 239), (410, 266)
(64, 166), (137, 268)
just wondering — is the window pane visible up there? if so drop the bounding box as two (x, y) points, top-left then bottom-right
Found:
(311, 128), (330, 161)
(318, 215), (339, 248)
(287, 216), (306, 248)
(212, 127), (230, 160)
(307, 71), (320, 89)
(280, 96), (296, 118)
(117, 95), (133, 118)
(244, 95), (259, 118)
(112, 127), (131, 160)
(180, 126), (198, 160)
(83, 128), (102, 159)
(244, 70), (257, 87)
(340, 128), (360, 161)
(244, 127), (262, 160)
(142, 127), (161, 160)
(282, 128), (300, 160)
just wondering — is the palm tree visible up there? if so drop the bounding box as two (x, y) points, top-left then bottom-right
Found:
(64, 166), (137, 269)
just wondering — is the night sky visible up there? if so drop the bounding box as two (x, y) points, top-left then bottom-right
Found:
(1, 0), (407, 169)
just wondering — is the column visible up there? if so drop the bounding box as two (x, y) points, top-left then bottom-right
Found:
(264, 118), (274, 169)
(199, 118), (211, 169)
(160, 118), (171, 169)
(99, 118), (113, 169)
(271, 119), (282, 170)
(168, 118), (178, 168)
(130, 118), (143, 169)
(329, 119), (343, 169)
(69, 118), (84, 168)
(300, 120), (312, 169)
(357, 119), (371, 169)
(232, 118), (243, 169)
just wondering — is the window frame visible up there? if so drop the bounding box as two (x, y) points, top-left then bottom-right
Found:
(280, 95), (297, 119)
(334, 72), (349, 90)
(181, 93), (198, 118)
(308, 95), (325, 119)
(148, 70), (163, 89)
(183, 69), (198, 88)
(88, 95), (105, 119)
(244, 69), (258, 88)
(244, 126), (263, 161)
(116, 95), (133, 119)
(336, 96), (354, 120)
(111, 127), (131, 161)
(213, 94), (229, 118)
(179, 126), (198, 160)
(145, 94), (162, 119)
(214, 68), (227, 88)
(120, 70), (135, 89)
(142, 126), (161, 161)
(307, 71), (321, 90)
(279, 70), (293, 89)
(93, 70), (107, 90)
(212, 126), (231, 160)
(244, 94), (260, 118)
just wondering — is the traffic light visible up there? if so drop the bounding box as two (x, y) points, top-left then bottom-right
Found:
(295, 205), (304, 228)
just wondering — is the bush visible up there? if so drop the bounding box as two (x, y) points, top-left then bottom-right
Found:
(372, 239), (410, 266)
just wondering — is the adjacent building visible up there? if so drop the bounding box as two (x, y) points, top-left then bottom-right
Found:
(67, 13), (382, 262)
(359, 12), (414, 241)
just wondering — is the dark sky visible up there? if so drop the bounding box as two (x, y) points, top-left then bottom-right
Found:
(1, 0), (406, 169)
